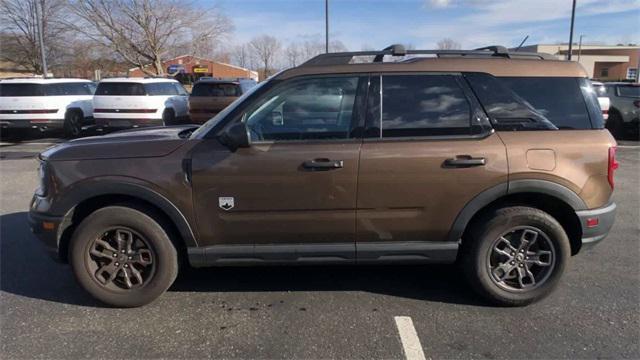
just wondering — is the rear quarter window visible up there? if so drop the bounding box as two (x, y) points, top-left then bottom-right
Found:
(498, 77), (593, 130)
(145, 82), (179, 96)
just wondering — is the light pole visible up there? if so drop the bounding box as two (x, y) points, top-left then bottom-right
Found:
(35, 0), (49, 77)
(567, 0), (576, 60)
(325, 0), (329, 53)
(577, 34), (585, 62)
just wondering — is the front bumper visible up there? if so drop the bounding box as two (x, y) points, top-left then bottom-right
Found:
(576, 202), (617, 250)
(28, 210), (66, 261)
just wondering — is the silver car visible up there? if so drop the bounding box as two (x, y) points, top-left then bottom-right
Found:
(604, 82), (639, 139)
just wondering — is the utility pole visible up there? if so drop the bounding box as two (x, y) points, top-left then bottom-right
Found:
(35, 0), (48, 77)
(577, 34), (585, 62)
(567, 0), (576, 60)
(325, 0), (329, 53)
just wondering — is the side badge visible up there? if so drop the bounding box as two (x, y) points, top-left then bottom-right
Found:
(219, 197), (235, 211)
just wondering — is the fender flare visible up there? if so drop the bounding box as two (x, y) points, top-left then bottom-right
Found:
(447, 179), (586, 242)
(54, 180), (197, 247)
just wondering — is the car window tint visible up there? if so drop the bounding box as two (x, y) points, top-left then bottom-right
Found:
(239, 81), (257, 93)
(465, 73), (557, 131)
(380, 75), (471, 137)
(192, 83), (241, 97)
(45, 82), (94, 96)
(0, 83), (45, 96)
(145, 82), (179, 95)
(245, 76), (359, 141)
(499, 77), (592, 129)
(617, 85), (640, 98)
(95, 82), (146, 96)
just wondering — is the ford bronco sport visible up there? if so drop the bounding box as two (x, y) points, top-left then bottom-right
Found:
(29, 45), (617, 307)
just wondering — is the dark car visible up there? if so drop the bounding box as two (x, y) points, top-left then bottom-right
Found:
(29, 45), (617, 307)
(603, 82), (640, 139)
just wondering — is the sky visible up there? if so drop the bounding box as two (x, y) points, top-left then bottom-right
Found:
(212, 0), (640, 49)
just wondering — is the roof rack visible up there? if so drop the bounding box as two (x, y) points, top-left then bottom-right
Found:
(300, 44), (555, 67)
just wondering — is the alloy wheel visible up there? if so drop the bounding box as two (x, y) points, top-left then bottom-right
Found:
(487, 226), (556, 292)
(85, 227), (156, 291)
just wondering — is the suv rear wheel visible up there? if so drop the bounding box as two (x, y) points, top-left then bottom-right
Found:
(162, 109), (176, 126)
(64, 110), (83, 138)
(461, 206), (570, 306)
(69, 206), (178, 307)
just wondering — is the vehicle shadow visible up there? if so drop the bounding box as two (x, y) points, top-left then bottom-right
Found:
(1, 211), (485, 307)
(0, 212), (101, 307)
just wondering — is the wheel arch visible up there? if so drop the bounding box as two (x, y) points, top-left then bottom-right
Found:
(55, 182), (197, 262)
(449, 180), (585, 255)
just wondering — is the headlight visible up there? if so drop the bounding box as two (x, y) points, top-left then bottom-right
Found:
(35, 161), (48, 196)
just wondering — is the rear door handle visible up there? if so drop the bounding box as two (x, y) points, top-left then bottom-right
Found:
(302, 158), (344, 171)
(443, 155), (486, 168)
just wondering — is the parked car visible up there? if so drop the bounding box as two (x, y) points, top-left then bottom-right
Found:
(603, 82), (640, 139)
(591, 81), (610, 121)
(93, 78), (189, 130)
(29, 45), (617, 307)
(0, 78), (95, 137)
(188, 78), (257, 124)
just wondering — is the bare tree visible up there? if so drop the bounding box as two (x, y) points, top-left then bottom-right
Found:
(249, 35), (281, 78)
(436, 38), (461, 50)
(285, 42), (301, 68)
(0, 0), (69, 73)
(67, 0), (232, 75)
(231, 43), (251, 69)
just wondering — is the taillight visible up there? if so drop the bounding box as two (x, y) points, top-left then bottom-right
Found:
(633, 100), (640, 108)
(608, 146), (619, 189)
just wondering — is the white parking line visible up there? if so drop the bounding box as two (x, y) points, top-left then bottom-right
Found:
(394, 316), (427, 360)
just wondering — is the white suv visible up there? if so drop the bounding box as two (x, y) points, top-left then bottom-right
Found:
(0, 78), (96, 137)
(93, 78), (189, 130)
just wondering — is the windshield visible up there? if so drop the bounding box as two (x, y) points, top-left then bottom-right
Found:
(190, 80), (269, 139)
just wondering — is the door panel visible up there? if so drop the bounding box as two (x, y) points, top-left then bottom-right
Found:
(191, 140), (360, 248)
(356, 134), (508, 243)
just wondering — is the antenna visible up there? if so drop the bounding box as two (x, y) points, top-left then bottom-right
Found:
(515, 35), (529, 52)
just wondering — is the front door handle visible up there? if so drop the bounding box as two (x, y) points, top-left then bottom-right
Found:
(302, 158), (344, 171)
(443, 155), (486, 168)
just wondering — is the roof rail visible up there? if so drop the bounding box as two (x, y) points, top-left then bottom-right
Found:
(300, 44), (554, 66)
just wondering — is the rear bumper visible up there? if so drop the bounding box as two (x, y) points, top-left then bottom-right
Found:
(0, 119), (64, 130)
(95, 118), (163, 129)
(576, 202), (616, 250)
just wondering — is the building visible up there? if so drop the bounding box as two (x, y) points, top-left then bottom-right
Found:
(517, 44), (639, 82)
(128, 55), (258, 82)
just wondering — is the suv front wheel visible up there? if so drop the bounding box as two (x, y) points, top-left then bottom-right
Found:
(461, 206), (570, 306)
(69, 205), (178, 307)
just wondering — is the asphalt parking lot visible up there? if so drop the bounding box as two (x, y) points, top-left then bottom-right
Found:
(1, 136), (639, 359)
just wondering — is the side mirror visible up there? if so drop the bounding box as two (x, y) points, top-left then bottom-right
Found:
(219, 122), (250, 151)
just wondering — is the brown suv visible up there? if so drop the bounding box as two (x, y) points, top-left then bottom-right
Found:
(188, 78), (257, 124)
(29, 45), (618, 307)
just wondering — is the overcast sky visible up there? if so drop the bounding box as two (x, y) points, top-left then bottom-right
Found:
(215, 0), (640, 49)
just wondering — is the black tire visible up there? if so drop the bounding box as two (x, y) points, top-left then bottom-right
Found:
(162, 109), (176, 126)
(64, 110), (83, 138)
(69, 206), (178, 307)
(461, 206), (570, 306)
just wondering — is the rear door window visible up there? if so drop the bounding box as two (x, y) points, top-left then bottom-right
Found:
(192, 83), (241, 97)
(95, 82), (146, 96)
(45, 82), (95, 96)
(368, 74), (473, 137)
(0, 83), (45, 96)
